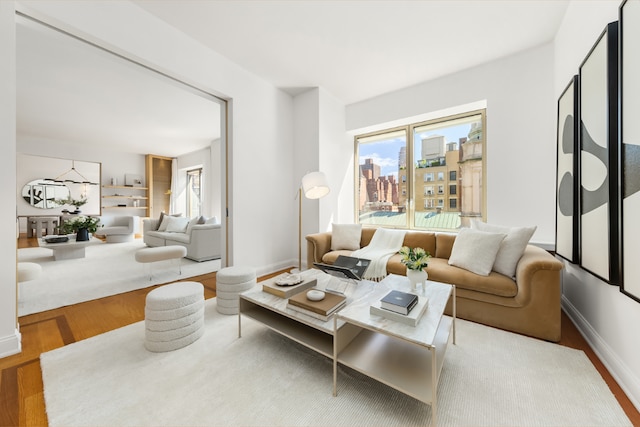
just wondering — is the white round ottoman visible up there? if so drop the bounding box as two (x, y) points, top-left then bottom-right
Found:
(216, 266), (257, 315)
(144, 281), (205, 352)
(17, 262), (42, 282)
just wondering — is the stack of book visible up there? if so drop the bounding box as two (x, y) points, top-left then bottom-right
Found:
(262, 275), (317, 299)
(370, 290), (428, 326)
(287, 291), (347, 321)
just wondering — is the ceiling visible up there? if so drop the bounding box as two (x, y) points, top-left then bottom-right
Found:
(16, 15), (221, 158)
(134, 0), (570, 104)
(16, 1), (570, 156)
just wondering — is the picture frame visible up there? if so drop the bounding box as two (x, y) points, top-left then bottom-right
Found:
(124, 173), (143, 187)
(555, 75), (580, 263)
(620, 0), (640, 302)
(578, 21), (620, 285)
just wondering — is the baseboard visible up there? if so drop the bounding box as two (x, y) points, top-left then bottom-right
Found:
(255, 260), (296, 278)
(562, 296), (640, 412)
(0, 328), (22, 358)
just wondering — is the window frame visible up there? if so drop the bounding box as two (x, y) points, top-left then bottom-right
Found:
(354, 109), (486, 231)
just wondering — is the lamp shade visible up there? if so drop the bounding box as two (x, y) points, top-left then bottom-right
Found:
(301, 171), (330, 199)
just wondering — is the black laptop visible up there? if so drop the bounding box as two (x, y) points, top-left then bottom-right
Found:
(313, 255), (370, 281)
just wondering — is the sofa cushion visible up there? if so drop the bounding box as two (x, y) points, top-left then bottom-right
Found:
(165, 216), (190, 233)
(427, 258), (518, 297)
(330, 223), (362, 251)
(321, 250), (354, 264)
(157, 212), (183, 231)
(147, 230), (191, 244)
(471, 220), (537, 278)
(448, 228), (506, 276)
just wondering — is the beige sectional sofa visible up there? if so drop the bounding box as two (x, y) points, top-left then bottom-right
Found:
(306, 227), (564, 342)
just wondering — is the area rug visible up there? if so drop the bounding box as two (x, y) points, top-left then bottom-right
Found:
(18, 240), (220, 316)
(40, 299), (632, 427)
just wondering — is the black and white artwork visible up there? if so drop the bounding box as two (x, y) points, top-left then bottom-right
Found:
(579, 21), (619, 284)
(620, 0), (640, 302)
(556, 76), (580, 263)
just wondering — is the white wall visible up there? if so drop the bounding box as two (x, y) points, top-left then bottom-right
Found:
(0, 0), (296, 357)
(293, 87), (349, 269)
(0, 1), (19, 358)
(554, 0), (640, 411)
(346, 43), (556, 246)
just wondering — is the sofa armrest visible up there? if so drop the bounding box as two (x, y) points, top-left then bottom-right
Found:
(188, 223), (221, 260)
(306, 232), (332, 268)
(514, 245), (564, 305)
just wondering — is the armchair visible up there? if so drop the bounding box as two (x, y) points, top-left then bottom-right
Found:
(95, 215), (140, 243)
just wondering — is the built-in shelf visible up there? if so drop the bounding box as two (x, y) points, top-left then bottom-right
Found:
(101, 185), (149, 214)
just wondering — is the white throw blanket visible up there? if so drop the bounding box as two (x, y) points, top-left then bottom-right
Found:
(352, 228), (407, 281)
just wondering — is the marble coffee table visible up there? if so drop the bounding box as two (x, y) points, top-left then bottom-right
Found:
(38, 235), (102, 260)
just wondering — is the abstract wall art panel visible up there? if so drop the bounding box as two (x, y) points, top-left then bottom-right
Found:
(579, 21), (619, 285)
(556, 76), (580, 263)
(620, 0), (640, 302)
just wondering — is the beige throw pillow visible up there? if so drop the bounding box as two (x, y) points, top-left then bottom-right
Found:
(448, 228), (507, 276)
(471, 220), (537, 277)
(331, 223), (362, 251)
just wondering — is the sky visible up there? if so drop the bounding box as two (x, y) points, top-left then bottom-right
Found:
(359, 123), (473, 179)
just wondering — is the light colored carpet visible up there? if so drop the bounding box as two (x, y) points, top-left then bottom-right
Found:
(41, 298), (632, 427)
(18, 240), (220, 316)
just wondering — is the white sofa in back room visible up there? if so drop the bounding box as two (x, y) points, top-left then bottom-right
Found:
(143, 215), (221, 262)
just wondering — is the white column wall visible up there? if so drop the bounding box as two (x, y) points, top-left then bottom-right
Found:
(0, 1), (19, 358)
(554, 0), (640, 411)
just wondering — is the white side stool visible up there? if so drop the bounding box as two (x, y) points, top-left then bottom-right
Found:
(144, 281), (205, 353)
(215, 266), (257, 315)
(135, 246), (187, 279)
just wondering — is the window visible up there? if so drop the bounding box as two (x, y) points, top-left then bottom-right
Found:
(355, 110), (485, 231)
(186, 168), (202, 218)
(356, 128), (407, 227)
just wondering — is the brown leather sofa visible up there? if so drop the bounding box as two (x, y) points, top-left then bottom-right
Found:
(306, 228), (564, 342)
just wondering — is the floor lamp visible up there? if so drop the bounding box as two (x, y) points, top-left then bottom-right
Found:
(298, 171), (330, 272)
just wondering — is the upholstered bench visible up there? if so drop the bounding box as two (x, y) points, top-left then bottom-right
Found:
(215, 266), (257, 315)
(144, 281), (205, 352)
(135, 246), (187, 279)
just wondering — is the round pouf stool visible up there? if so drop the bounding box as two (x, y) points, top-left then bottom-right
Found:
(216, 266), (257, 315)
(17, 262), (42, 282)
(144, 281), (205, 353)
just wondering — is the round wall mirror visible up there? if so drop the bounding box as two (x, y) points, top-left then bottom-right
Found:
(22, 180), (70, 209)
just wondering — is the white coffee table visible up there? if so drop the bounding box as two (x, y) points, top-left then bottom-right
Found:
(333, 274), (455, 426)
(37, 235), (102, 260)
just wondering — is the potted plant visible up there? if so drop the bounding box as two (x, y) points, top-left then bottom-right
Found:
(60, 215), (101, 241)
(398, 246), (431, 289)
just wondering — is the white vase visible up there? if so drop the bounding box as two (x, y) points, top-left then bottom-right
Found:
(406, 268), (428, 290)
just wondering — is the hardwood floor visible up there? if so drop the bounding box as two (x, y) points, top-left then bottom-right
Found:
(3, 237), (639, 426)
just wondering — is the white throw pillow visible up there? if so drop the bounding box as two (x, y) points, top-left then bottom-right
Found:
(331, 223), (362, 251)
(165, 216), (190, 233)
(204, 216), (219, 225)
(157, 212), (182, 231)
(471, 220), (537, 277)
(448, 228), (507, 276)
(186, 216), (200, 234)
